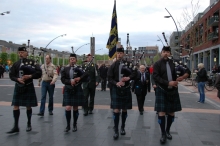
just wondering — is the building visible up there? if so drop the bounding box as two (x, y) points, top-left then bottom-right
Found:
(178, 0), (220, 72)
(0, 40), (70, 65)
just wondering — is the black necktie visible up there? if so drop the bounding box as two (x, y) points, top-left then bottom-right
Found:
(142, 73), (145, 83)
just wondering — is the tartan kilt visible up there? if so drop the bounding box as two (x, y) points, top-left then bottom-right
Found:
(110, 85), (132, 109)
(154, 86), (182, 113)
(62, 84), (85, 106)
(12, 83), (38, 107)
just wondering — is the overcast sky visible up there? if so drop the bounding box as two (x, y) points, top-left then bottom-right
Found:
(0, 0), (210, 55)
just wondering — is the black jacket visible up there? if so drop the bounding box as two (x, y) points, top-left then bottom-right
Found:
(196, 68), (207, 82)
(132, 71), (150, 94)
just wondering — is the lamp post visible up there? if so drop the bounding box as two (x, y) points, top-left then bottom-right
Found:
(45, 34), (66, 49)
(1, 11), (10, 16)
(75, 43), (90, 53)
(164, 8), (182, 60)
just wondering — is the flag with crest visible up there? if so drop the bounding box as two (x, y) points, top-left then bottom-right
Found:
(106, 0), (118, 59)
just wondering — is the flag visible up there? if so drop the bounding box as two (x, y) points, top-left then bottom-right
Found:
(106, 0), (118, 59)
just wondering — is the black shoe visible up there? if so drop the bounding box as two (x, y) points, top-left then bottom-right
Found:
(140, 111), (143, 115)
(120, 128), (126, 135)
(160, 134), (166, 144)
(6, 127), (19, 134)
(26, 125), (32, 132)
(89, 111), (93, 114)
(72, 125), (77, 132)
(166, 132), (172, 140)
(49, 111), (53, 115)
(37, 113), (44, 116)
(113, 131), (119, 140)
(83, 112), (88, 116)
(64, 126), (70, 132)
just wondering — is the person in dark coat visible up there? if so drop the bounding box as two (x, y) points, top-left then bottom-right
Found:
(132, 65), (150, 115)
(82, 54), (101, 116)
(195, 63), (207, 103)
(61, 53), (88, 132)
(153, 46), (190, 144)
(215, 74), (220, 99)
(7, 46), (42, 134)
(107, 46), (137, 140)
(99, 64), (108, 91)
(0, 64), (4, 78)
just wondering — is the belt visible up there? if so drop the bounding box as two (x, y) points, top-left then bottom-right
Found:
(43, 80), (52, 82)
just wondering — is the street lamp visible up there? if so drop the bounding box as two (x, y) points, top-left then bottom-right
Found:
(45, 34), (66, 49)
(1, 11), (10, 16)
(75, 43), (90, 53)
(164, 8), (182, 60)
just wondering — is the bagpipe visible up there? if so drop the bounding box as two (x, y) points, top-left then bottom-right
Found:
(161, 32), (191, 77)
(19, 40), (42, 78)
(118, 33), (145, 82)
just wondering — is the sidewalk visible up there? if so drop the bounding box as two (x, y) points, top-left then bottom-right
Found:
(179, 81), (220, 104)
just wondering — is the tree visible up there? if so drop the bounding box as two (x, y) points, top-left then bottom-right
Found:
(53, 58), (58, 66)
(145, 57), (151, 65)
(153, 53), (161, 63)
(1, 52), (8, 65)
(10, 53), (17, 64)
(177, 0), (201, 71)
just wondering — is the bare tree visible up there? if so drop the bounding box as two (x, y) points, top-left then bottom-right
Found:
(176, 0), (201, 72)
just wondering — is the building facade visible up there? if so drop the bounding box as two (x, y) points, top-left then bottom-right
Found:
(179, 0), (220, 72)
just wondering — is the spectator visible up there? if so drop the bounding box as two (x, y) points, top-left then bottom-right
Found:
(195, 63), (207, 103)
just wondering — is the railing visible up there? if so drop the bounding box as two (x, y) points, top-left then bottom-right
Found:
(208, 32), (219, 41)
(208, 16), (219, 26)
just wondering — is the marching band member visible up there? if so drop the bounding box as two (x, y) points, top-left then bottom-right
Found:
(61, 53), (88, 132)
(107, 46), (137, 140)
(7, 46), (42, 134)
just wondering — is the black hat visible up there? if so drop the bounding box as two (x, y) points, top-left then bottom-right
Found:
(18, 46), (27, 52)
(162, 46), (171, 52)
(70, 53), (77, 58)
(116, 47), (124, 53)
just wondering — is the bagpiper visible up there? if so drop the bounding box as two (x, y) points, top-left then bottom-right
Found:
(61, 53), (88, 132)
(7, 46), (42, 134)
(107, 46), (137, 140)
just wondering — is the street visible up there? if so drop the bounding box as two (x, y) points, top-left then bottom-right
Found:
(0, 73), (220, 146)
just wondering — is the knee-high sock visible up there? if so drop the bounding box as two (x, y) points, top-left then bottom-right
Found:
(113, 112), (120, 131)
(65, 110), (71, 127)
(26, 108), (32, 125)
(158, 116), (166, 135)
(73, 110), (79, 126)
(121, 111), (127, 128)
(14, 110), (20, 128)
(166, 115), (174, 132)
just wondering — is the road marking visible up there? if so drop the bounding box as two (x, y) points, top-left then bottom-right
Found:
(0, 101), (219, 114)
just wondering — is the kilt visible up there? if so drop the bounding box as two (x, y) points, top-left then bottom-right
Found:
(62, 84), (85, 106)
(12, 83), (38, 107)
(154, 86), (182, 113)
(110, 85), (132, 109)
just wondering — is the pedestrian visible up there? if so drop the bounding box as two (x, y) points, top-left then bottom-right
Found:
(82, 54), (100, 116)
(215, 74), (220, 100)
(37, 55), (58, 116)
(153, 46), (190, 144)
(61, 53), (88, 132)
(132, 65), (150, 115)
(99, 63), (108, 91)
(107, 46), (137, 140)
(0, 64), (3, 78)
(7, 46), (42, 134)
(195, 63), (207, 103)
